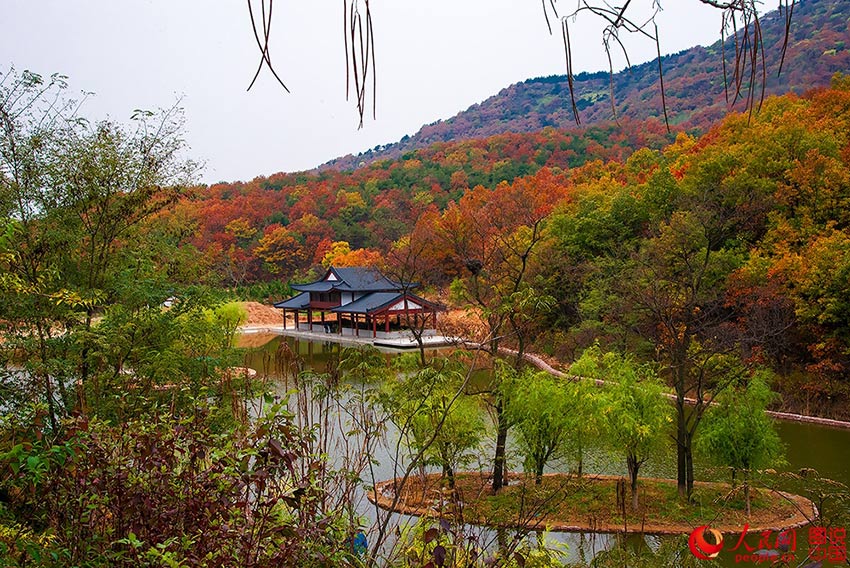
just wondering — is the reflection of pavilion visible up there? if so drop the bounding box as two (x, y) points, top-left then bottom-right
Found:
(273, 266), (444, 342)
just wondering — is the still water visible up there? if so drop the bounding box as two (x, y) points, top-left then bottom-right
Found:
(241, 334), (850, 567)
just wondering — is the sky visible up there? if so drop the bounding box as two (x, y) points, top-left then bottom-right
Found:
(3, 1), (726, 184)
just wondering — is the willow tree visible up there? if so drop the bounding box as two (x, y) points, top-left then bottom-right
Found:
(381, 359), (483, 490)
(504, 367), (572, 485)
(697, 372), (783, 516)
(572, 347), (672, 510)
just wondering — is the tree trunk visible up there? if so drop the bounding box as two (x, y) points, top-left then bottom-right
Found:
(35, 322), (59, 433)
(677, 408), (688, 500)
(535, 461), (544, 485)
(577, 448), (583, 478)
(417, 342), (427, 368)
(686, 443), (695, 499)
(444, 463), (455, 490)
(676, 429), (696, 500)
(627, 454), (640, 511)
(491, 396), (509, 492)
(410, 314), (428, 368)
(673, 340), (692, 500)
(78, 306), (95, 413)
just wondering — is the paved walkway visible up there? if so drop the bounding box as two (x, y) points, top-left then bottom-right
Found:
(498, 346), (850, 431)
(239, 325), (459, 351)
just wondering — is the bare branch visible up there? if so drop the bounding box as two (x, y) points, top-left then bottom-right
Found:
(243, 1), (794, 128)
(655, 23), (669, 130)
(246, 0), (290, 93)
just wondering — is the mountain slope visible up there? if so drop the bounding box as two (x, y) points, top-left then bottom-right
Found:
(323, 0), (850, 171)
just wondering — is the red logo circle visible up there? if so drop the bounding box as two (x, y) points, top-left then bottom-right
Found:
(689, 525), (724, 560)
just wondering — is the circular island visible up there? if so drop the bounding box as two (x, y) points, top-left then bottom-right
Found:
(370, 472), (816, 535)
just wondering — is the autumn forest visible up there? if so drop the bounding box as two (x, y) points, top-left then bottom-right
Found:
(160, 78), (850, 419)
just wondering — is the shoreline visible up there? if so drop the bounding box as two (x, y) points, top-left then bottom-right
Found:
(236, 325), (850, 430)
(509, 347), (850, 431)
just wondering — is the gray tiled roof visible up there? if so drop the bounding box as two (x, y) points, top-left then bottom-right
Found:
(329, 267), (405, 291)
(331, 292), (403, 314)
(290, 266), (414, 293)
(290, 281), (336, 292)
(273, 291), (311, 309)
(332, 292), (445, 315)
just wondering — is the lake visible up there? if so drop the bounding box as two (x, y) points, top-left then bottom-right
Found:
(240, 334), (850, 567)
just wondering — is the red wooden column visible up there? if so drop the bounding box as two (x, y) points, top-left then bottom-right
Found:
(372, 315), (377, 338)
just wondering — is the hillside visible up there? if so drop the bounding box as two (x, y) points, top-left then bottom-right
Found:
(174, 119), (671, 289)
(162, 83), (850, 417)
(323, 0), (850, 171)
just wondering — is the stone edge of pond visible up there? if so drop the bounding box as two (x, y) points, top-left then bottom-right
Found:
(367, 473), (817, 536)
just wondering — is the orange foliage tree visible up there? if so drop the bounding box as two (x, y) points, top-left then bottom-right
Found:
(419, 168), (572, 491)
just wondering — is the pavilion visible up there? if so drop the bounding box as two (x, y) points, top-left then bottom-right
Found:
(273, 266), (444, 341)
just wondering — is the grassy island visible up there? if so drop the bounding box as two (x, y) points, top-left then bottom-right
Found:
(371, 473), (815, 535)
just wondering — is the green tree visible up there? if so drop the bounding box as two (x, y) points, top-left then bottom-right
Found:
(504, 367), (572, 485)
(572, 347), (672, 510)
(383, 360), (483, 489)
(0, 68), (197, 425)
(697, 371), (784, 516)
(560, 374), (601, 479)
(625, 209), (744, 500)
(1, 70), (80, 430)
(76, 291), (251, 427)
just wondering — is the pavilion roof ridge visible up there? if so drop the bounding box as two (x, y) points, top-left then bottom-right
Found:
(291, 266), (417, 293)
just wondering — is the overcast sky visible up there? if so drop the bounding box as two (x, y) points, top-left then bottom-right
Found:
(4, 1), (725, 184)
